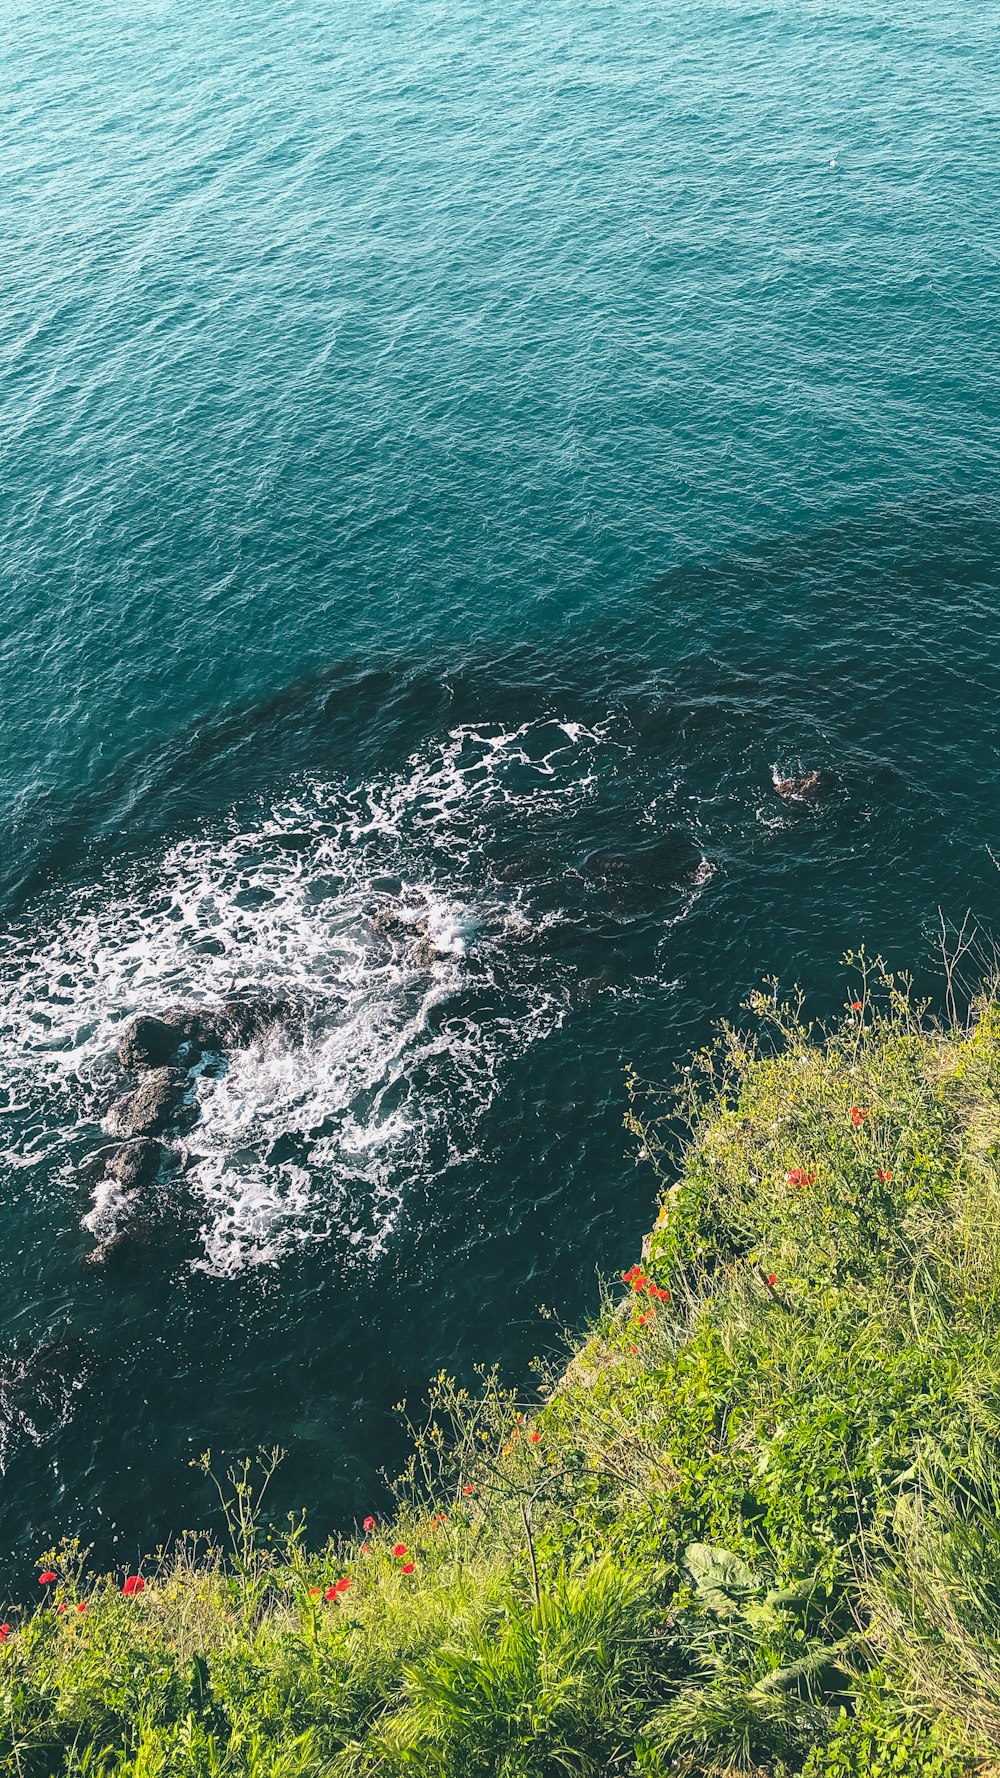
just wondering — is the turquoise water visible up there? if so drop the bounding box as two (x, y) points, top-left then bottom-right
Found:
(0, 0), (999, 1583)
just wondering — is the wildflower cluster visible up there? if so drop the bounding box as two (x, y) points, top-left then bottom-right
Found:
(621, 1264), (670, 1302)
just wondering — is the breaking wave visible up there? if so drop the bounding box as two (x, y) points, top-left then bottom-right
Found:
(0, 717), (709, 1276)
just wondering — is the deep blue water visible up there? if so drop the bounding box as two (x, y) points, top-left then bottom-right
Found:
(0, 0), (998, 1588)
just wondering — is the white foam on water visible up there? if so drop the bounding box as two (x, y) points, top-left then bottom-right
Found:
(0, 719), (619, 1275)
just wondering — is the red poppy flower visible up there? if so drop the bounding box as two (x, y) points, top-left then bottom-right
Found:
(766, 1275), (777, 1288)
(76, 1602), (87, 1614)
(335, 1577), (352, 1593)
(786, 1169), (816, 1188)
(629, 1344), (638, 1355)
(648, 1285), (671, 1302)
(630, 1274), (648, 1292)
(851, 1000), (863, 1011)
(851, 1106), (868, 1128)
(360, 1543), (371, 1554)
(324, 1586), (337, 1601)
(463, 1484), (474, 1495)
(878, 1169), (893, 1183)
(0, 1626), (9, 1643)
(401, 1562), (415, 1575)
(362, 1515), (376, 1532)
(392, 1544), (407, 1559)
(57, 1603), (66, 1615)
(621, 1265), (642, 1284)
(309, 1588), (320, 1597)
(530, 1430), (541, 1442)
(38, 1572), (56, 1585)
(122, 1576), (145, 1596)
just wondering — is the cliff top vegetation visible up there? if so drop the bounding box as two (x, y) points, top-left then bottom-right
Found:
(5, 959), (1000, 1776)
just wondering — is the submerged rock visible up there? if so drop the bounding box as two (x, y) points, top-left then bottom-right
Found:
(104, 1069), (187, 1138)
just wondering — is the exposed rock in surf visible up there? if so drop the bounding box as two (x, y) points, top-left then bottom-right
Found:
(83, 1194), (152, 1265)
(95, 997), (301, 1265)
(82, 1140), (176, 1267)
(371, 903), (452, 967)
(370, 904), (417, 939)
(104, 1137), (170, 1191)
(411, 934), (449, 968)
(104, 1069), (187, 1138)
(772, 770), (823, 804)
(117, 998), (296, 1071)
(116, 1011), (200, 1070)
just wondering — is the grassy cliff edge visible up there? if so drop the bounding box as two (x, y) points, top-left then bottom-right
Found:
(6, 973), (1000, 1776)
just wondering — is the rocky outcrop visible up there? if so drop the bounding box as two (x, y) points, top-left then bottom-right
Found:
(104, 1137), (168, 1190)
(104, 1069), (187, 1138)
(116, 999), (294, 1071)
(83, 1195), (150, 1268)
(371, 905), (452, 967)
(82, 1140), (174, 1268)
(87, 996), (299, 1267)
(210, 998), (294, 1050)
(116, 1011), (202, 1070)
(772, 770), (823, 803)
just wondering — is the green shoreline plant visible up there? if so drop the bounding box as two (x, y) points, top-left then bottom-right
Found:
(5, 961), (1000, 1775)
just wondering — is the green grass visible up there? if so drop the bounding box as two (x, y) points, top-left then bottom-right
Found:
(5, 965), (1000, 1775)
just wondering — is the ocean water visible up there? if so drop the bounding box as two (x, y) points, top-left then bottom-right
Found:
(0, 0), (998, 1584)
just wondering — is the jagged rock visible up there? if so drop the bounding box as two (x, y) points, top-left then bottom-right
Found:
(116, 1010), (202, 1070)
(117, 999), (294, 1071)
(82, 1141), (173, 1267)
(372, 904), (451, 967)
(104, 1137), (168, 1189)
(84, 1199), (152, 1268)
(371, 905), (418, 939)
(104, 1070), (187, 1138)
(773, 770), (823, 803)
(412, 935), (446, 968)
